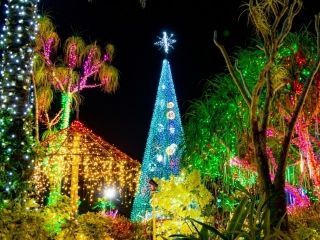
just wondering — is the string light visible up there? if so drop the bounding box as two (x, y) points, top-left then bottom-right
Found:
(31, 121), (140, 211)
(0, 0), (39, 200)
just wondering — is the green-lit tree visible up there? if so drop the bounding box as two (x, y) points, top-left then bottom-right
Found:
(213, 0), (320, 230)
(0, 0), (39, 203)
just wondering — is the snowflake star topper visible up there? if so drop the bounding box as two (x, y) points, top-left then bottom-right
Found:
(154, 31), (176, 54)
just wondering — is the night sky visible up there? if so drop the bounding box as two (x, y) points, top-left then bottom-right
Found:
(40, 0), (318, 161)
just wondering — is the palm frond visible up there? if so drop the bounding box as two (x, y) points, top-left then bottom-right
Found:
(249, 4), (271, 36)
(271, 65), (288, 92)
(33, 55), (49, 86)
(98, 64), (119, 93)
(71, 92), (83, 111)
(105, 44), (115, 62)
(35, 17), (60, 55)
(52, 67), (70, 89)
(64, 36), (86, 67)
(37, 86), (53, 113)
(69, 70), (80, 86)
(82, 43), (102, 63)
(38, 16), (56, 36)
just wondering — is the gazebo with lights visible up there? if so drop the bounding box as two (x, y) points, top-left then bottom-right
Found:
(32, 121), (141, 213)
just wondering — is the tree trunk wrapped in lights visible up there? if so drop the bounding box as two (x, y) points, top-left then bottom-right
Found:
(0, 0), (39, 202)
(31, 121), (140, 213)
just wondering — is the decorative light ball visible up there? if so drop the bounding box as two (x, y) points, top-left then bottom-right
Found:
(157, 123), (165, 132)
(104, 187), (116, 200)
(156, 154), (163, 162)
(169, 127), (175, 134)
(167, 111), (175, 120)
(166, 144), (177, 156)
(167, 102), (174, 108)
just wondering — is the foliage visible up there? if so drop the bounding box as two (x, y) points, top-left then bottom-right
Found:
(57, 212), (147, 240)
(56, 212), (112, 240)
(289, 204), (320, 235)
(214, 0), (320, 229)
(151, 170), (212, 239)
(42, 195), (73, 236)
(0, 197), (148, 240)
(0, 200), (50, 240)
(169, 192), (286, 240)
(93, 198), (116, 212)
(184, 27), (320, 229)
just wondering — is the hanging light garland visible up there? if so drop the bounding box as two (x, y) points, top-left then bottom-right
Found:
(31, 121), (140, 211)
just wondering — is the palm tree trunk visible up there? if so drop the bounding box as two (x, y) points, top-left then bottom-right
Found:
(59, 92), (73, 129)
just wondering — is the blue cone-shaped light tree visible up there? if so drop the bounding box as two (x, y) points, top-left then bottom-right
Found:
(131, 32), (184, 221)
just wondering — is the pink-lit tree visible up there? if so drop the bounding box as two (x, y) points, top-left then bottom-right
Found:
(33, 17), (119, 137)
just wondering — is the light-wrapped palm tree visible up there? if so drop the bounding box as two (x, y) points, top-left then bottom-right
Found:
(32, 17), (119, 204)
(33, 17), (119, 134)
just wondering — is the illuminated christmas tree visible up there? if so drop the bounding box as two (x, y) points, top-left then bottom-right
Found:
(0, 0), (39, 201)
(131, 32), (184, 221)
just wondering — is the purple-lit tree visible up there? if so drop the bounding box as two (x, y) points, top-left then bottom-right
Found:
(33, 17), (119, 135)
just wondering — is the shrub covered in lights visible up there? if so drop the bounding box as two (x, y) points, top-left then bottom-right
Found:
(184, 31), (320, 213)
(131, 35), (185, 221)
(150, 170), (212, 239)
(56, 213), (146, 240)
(0, 199), (48, 239)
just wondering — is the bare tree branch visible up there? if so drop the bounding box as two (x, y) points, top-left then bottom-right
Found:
(235, 60), (251, 98)
(275, 60), (320, 187)
(277, 0), (302, 46)
(213, 31), (252, 107)
(272, 5), (289, 33)
(316, 13), (320, 56)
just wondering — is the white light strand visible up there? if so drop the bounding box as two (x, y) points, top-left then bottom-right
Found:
(0, 0), (39, 194)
